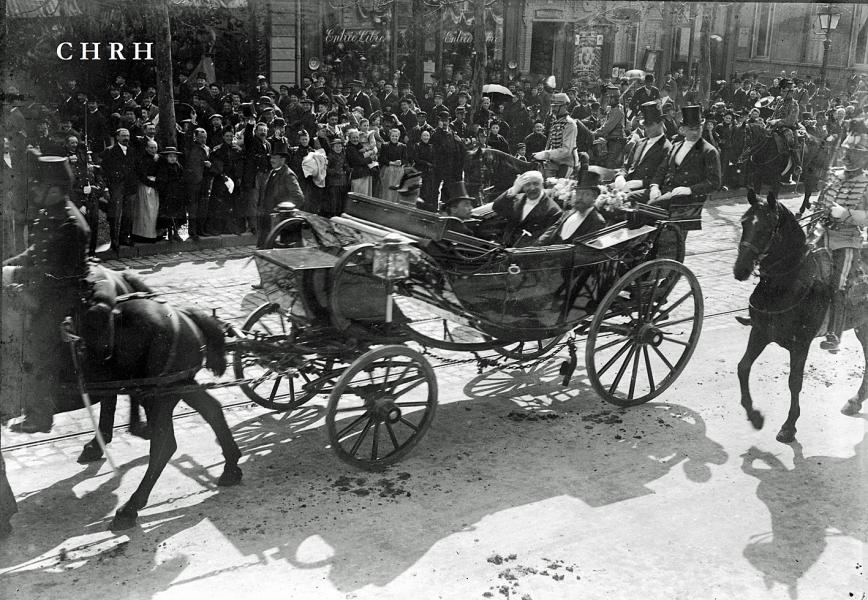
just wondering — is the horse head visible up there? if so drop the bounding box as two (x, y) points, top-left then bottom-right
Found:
(734, 191), (804, 281)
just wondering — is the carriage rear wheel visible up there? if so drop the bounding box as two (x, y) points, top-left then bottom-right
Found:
(585, 259), (703, 407)
(326, 345), (437, 471)
(263, 217), (317, 249)
(233, 302), (334, 411)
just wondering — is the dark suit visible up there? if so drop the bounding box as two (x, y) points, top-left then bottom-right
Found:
(536, 207), (607, 245)
(624, 135), (672, 189)
(629, 86), (660, 117)
(650, 137), (721, 231)
(257, 164), (304, 248)
(100, 143), (138, 245)
(492, 190), (563, 247)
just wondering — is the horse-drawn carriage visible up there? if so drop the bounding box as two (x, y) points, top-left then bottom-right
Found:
(233, 191), (703, 470)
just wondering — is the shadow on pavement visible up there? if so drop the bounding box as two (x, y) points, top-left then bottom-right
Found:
(0, 360), (729, 597)
(740, 436), (867, 600)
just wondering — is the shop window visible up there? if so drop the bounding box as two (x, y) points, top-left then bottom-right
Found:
(752, 3), (774, 58)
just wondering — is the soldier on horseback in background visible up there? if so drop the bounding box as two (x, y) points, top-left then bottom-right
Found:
(816, 118), (868, 353)
(768, 78), (802, 184)
(2, 152), (89, 433)
(531, 92), (578, 178)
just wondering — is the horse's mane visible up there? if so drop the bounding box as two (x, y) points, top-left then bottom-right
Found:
(775, 201), (806, 249)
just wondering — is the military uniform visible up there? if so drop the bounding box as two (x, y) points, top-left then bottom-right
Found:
(818, 167), (868, 351)
(3, 197), (90, 430)
(769, 82), (802, 179)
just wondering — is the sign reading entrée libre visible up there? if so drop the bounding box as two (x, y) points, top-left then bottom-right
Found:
(324, 28), (387, 45)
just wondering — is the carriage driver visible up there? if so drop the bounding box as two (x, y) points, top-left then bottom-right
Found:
(2, 152), (90, 433)
(532, 93), (578, 179)
(817, 117), (868, 353)
(768, 77), (802, 184)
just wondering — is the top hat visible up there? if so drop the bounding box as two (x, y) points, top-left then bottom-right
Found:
(33, 154), (74, 189)
(575, 165), (608, 190)
(639, 101), (662, 125)
(443, 180), (475, 203)
(269, 138), (291, 157)
(240, 102), (256, 118)
(390, 168), (423, 193)
(681, 105), (703, 128)
(778, 77), (792, 89)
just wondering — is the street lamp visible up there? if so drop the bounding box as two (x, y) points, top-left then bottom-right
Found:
(816, 5), (840, 91)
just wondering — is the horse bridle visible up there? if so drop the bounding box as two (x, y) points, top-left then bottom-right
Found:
(739, 204), (786, 276)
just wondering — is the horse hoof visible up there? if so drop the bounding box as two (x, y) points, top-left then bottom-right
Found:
(841, 399), (862, 416)
(77, 442), (104, 463)
(217, 464), (242, 487)
(748, 410), (765, 430)
(109, 509), (138, 532)
(776, 428), (796, 444)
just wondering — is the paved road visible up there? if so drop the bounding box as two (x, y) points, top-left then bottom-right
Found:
(2, 193), (865, 600)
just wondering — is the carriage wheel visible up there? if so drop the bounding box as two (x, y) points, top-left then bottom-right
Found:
(493, 335), (564, 360)
(233, 303), (334, 411)
(326, 345), (437, 471)
(585, 259), (703, 407)
(263, 217), (317, 249)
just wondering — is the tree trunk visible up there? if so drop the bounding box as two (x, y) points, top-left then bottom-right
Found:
(699, 12), (711, 107)
(147, 0), (177, 148)
(470, 0), (487, 123)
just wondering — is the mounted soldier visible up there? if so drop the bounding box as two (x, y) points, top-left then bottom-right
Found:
(815, 118), (868, 353)
(768, 78), (802, 184)
(532, 92), (578, 179)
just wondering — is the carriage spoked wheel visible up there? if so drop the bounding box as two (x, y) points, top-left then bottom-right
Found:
(585, 259), (703, 407)
(233, 302), (334, 411)
(493, 335), (565, 360)
(646, 223), (686, 298)
(326, 345), (437, 470)
(263, 217), (318, 249)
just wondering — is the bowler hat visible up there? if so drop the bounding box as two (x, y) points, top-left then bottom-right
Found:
(681, 105), (703, 128)
(390, 169), (423, 193)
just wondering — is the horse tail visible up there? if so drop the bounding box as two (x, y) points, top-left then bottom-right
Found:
(183, 309), (227, 376)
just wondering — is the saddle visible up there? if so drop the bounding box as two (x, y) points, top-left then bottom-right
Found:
(807, 244), (868, 306)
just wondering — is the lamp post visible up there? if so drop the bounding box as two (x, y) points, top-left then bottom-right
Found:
(816, 5), (840, 91)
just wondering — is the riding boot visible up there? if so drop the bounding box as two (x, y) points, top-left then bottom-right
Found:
(820, 290), (846, 353)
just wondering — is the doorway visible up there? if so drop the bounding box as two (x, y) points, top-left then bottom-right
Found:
(530, 21), (558, 77)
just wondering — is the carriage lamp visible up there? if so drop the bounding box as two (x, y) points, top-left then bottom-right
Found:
(373, 234), (411, 281)
(373, 234), (411, 325)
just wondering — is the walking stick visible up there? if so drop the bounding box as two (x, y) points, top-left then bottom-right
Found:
(61, 318), (118, 474)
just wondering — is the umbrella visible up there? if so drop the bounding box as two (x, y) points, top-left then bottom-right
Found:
(482, 84), (513, 97)
(624, 69), (646, 80)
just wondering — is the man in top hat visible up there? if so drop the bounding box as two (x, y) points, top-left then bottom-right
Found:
(813, 118), (868, 353)
(629, 74), (660, 119)
(257, 139), (303, 248)
(441, 180), (480, 236)
(532, 92), (579, 178)
(768, 77), (802, 183)
(645, 106), (721, 238)
(619, 102), (672, 200)
(429, 111), (465, 208)
(3, 152), (90, 433)
(492, 169), (562, 247)
(537, 166), (607, 245)
(241, 116), (272, 235)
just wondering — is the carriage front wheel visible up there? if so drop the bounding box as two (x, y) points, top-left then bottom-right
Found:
(585, 259), (703, 407)
(326, 345), (437, 471)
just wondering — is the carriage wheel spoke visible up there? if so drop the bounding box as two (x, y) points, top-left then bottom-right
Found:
(269, 377), (284, 403)
(661, 335), (690, 347)
(393, 401), (430, 408)
(399, 417), (420, 432)
(654, 291), (692, 322)
(651, 344), (675, 371)
(594, 336), (625, 353)
(655, 316), (696, 329)
(597, 339), (633, 377)
(385, 420), (400, 450)
(390, 374), (427, 397)
(337, 412), (370, 438)
(609, 344), (637, 396)
(643, 346), (656, 394)
(370, 421), (380, 460)
(349, 416), (375, 455)
(628, 347), (641, 400)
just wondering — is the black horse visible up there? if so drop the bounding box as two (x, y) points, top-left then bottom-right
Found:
(479, 147), (538, 199)
(740, 123), (827, 210)
(58, 297), (242, 530)
(733, 191), (868, 442)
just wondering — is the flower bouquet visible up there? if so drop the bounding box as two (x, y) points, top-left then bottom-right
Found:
(593, 184), (629, 223)
(545, 177), (577, 207)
